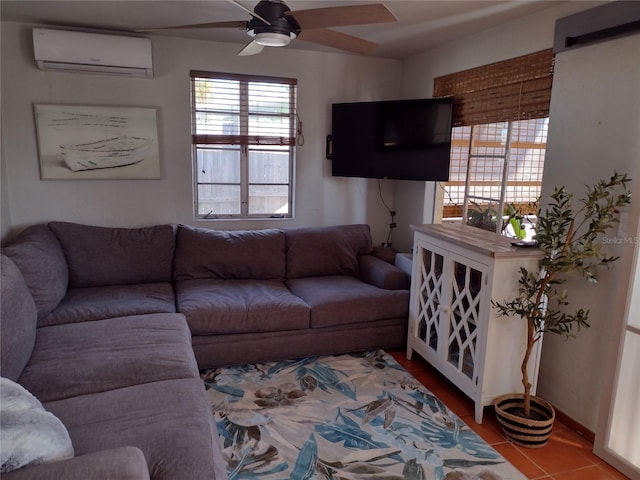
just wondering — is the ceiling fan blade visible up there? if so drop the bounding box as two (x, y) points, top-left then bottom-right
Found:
(137, 21), (247, 32)
(298, 29), (379, 55)
(288, 4), (397, 30)
(226, 0), (271, 25)
(238, 40), (265, 56)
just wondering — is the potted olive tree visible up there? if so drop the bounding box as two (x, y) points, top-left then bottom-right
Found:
(492, 172), (631, 448)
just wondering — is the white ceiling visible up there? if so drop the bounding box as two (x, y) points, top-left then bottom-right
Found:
(1, 0), (565, 59)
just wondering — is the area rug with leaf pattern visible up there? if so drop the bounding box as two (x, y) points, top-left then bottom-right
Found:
(201, 350), (526, 480)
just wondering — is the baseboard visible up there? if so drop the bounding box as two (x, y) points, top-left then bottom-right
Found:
(553, 407), (595, 444)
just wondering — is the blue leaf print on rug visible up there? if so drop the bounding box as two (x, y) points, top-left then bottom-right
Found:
(290, 434), (318, 480)
(315, 408), (389, 450)
(296, 363), (356, 400)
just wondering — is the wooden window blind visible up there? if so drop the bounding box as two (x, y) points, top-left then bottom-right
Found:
(433, 49), (554, 127)
(190, 70), (297, 146)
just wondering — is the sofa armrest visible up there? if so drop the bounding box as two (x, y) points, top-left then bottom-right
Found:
(358, 254), (409, 290)
(3, 447), (150, 480)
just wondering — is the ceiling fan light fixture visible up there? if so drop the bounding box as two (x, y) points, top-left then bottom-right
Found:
(254, 31), (293, 47)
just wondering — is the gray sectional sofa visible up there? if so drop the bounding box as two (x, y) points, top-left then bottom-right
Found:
(1, 221), (409, 478)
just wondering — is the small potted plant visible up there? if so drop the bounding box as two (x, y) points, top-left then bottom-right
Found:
(492, 172), (631, 448)
(467, 202), (531, 239)
(466, 201), (498, 232)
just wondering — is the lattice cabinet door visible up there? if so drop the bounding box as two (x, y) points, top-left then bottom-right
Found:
(407, 239), (448, 367)
(440, 254), (488, 399)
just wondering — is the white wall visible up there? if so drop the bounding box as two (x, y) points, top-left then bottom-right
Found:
(536, 32), (640, 431)
(394, 1), (601, 253)
(0, 22), (402, 244)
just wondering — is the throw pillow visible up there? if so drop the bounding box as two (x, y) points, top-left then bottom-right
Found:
(0, 377), (74, 473)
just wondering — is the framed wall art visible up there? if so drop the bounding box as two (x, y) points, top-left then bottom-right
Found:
(34, 104), (161, 180)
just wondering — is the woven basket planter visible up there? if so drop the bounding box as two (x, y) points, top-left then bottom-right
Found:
(494, 394), (555, 448)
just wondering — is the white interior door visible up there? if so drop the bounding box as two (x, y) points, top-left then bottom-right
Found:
(595, 213), (640, 478)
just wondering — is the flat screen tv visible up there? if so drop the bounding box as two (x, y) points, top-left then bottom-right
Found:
(331, 97), (453, 181)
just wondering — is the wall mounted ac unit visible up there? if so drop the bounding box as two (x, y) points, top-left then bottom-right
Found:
(33, 28), (153, 78)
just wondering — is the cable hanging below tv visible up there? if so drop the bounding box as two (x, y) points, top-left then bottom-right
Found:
(330, 97), (453, 181)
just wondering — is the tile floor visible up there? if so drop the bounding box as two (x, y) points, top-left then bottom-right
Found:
(389, 350), (631, 480)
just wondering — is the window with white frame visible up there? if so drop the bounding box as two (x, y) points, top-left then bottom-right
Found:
(190, 71), (297, 219)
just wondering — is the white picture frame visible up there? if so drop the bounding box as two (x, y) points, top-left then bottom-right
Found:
(34, 104), (161, 180)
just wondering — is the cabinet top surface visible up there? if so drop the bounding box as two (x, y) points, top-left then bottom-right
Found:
(411, 223), (544, 259)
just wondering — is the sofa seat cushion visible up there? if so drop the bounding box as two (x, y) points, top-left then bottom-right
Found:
(286, 275), (410, 328)
(285, 224), (373, 279)
(177, 279), (309, 335)
(18, 314), (198, 403)
(174, 225), (285, 281)
(39, 283), (176, 327)
(2, 225), (68, 320)
(49, 222), (175, 288)
(44, 378), (226, 480)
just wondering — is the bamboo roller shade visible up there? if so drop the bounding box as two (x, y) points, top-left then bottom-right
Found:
(434, 49), (554, 127)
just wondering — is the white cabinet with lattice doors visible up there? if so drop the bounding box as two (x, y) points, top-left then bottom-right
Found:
(407, 224), (544, 424)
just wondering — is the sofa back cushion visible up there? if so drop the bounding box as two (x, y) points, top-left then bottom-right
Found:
(2, 225), (68, 320)
(49, 222), (176, 288)
(285, 224), (373, 279)
(174, 225), (285, 281)
(1, 255), (38, 381)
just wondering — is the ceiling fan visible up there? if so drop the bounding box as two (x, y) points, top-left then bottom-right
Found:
(140, 0), (397, 56)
